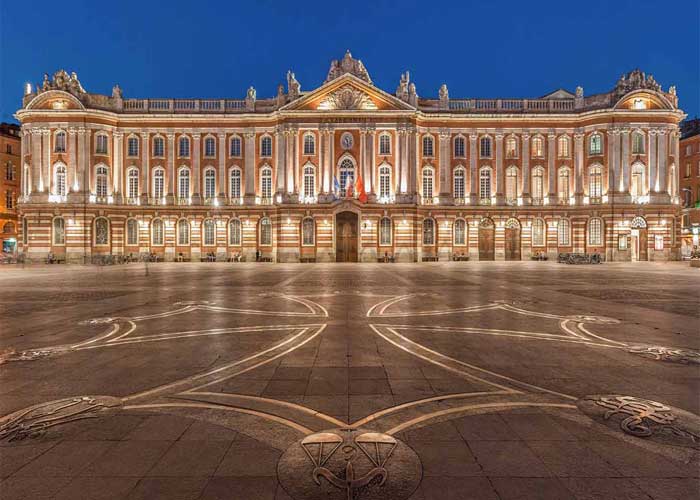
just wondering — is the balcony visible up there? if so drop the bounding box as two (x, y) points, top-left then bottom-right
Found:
(557, 197), (570, 206)
(453, 197), (467, 205)
(478, 197), (492, 206)
(126, 197), (140, 205)
(257, 197), (273, 205)
(176, 197), (191, 205)
(505, 197), (517, 206)
(148, 197), (167, 205)
(589, 196), (602, 205)
(531, 197), (544, 206)
(228, 197), (243, 206)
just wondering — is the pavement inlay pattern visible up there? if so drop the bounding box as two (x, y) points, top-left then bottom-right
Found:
(0, 261), (698, 500)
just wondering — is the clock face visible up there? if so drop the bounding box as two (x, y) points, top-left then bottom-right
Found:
(341, 133), (353, 150)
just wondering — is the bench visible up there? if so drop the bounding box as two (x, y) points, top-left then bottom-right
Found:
(300, 257), (316, 263)
(258, 256), (273, 262)
(452, 255), (469, 261)
(422, 256), (439, 262)
(46, 253), (66, 264)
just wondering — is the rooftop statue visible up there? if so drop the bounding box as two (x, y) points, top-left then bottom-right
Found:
(324, 50), (372, 84)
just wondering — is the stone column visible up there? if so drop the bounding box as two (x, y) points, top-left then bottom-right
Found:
(400, 127), (409, 195)
(76, 128), (87, 195)
(657, 129), (668, 196)
(138, 133), (148, 200)
(439, 128), (451, 202)
(409, 126), (419, 198)
(191, 133), (201, 202)
(42, 129), (50, 193)
(360, 127), (367, 191)
(612, 129), (621, 194)
(292, 130), (299, 195)
(648, 129), (657, 195)
(68, 128), (77, 193)
(244, 131), (256, 202)
(521, 133), (531, 204)
(329, 128), (335, 194)
(83, 129), (91, 194)
(620, 129), (630, 196)
(606, 130), (614, 197)
(547, 133), (556, 204)
(495, 133), (505, 204)
(573, 132), (584, 203)
(167, 133), (175, 202)
(469, 134), (478, 203)
(394, 128), (402, 194)
(367, 127), (375, 194)
(276, 126), (286, 194)
(218, 133), (226, 198)
(31, 129), (42, 194)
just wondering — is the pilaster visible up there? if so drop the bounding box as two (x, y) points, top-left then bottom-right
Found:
(192, 133), (201, 203)
(68, 128), (77, 193)
(573, 132), (584, 203)
(546, 133), (556, 204)
(218, 133), (226, 198)
(438, 128), (451, 203)
(167, 133), (175, 202)
(244, 131), (256, 202)
(495, 133), (505, 204)
(468, 134), (478, 204)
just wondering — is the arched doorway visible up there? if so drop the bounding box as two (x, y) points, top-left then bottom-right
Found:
(478, 218), (495, 261)
(504, 218), (521, 261)
(335, 211), (358, 262)
(630, 216), (647, 261)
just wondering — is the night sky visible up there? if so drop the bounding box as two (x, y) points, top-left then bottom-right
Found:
(1, 0), (698, 123)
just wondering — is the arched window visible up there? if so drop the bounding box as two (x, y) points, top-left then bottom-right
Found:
(302, 217), (315, 246)
(557, 136), (570, 157)
(631, 216), (647, 229)
(230, 136), (242, 157)
(379, 164), (391, 199)
(126, 219), (139, 246)
(95, 134), (108, 155)
(96, 165), (108, 197)
(94, 217), (109, 245)
(260, 136), (272, 158)
(229, 219), (241, 245)
(52, 217), (65, 245)
(3, 222), (15, 234)
(558, 219), (570, 246)
(589, 133), (602, 155)
(632, 131), (645, 154)
(178, 168), (190, 200)
(339, 158), (354, 193)
(588, 165), (602, 200)
(532, 136), (544, 157)
(531, 166), (544, 202)
(505, 166), (518, 203)
(480, 137), (492, 158)
(151, 219), (164, 245)
(303, 133), (315, 155)
(303, 164), (315, 198)
(454, 136), (465, 158)
(204, 137), (216, 157)
(204, 168), (216, 199)
(630, 163), (645, 198)
(177, 219), (189, 245)
(453, 168), (465, 200)
(422, 218), (435, 245)
(506, 137), (518, 158)
(532, 218), (546, 247)
(558, 167), (570, 200)
(454, 219), (466, 246)
(422, 167), (434, 200)
(203, 219), (216, 246)
(127, 136), (139, 157)
(379, 134), (391, 155)
(152, 136), (165, 157)
(54, 164), (67, 197)
(422, 135), (434, 157)
(54, 131), (66, 153)
(127, 168), (139, 199)
(259, 217), (272, 245)
(588, 218), (603, 246)
(152, 168), (164, 199)
(179, 136), (190, 157)
(379, 217), (392, 246)
(260, 166), (272, 199)
(479, 167), (491, 199)
(229, 168), (241, 200)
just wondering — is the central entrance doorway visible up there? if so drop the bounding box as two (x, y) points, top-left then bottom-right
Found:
(335, 211), (358, 262)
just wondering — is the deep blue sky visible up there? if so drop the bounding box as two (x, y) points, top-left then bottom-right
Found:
(1, 0), (698, 123)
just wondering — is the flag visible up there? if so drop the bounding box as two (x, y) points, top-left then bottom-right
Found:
(346, 179), (353, 198)
(355, 174), (367, 203)
(333, 176), (340, 195)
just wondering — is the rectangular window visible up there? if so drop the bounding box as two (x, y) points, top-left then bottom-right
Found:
(480, 138), (491, 158)
(6, 190), (13, 209)
(618, 234), (628, 250)
(127, 138), (139, 157)
(96, 135), (108, 155)
(654, 235), (664, 251)
(153, 138), (164, 157)
(230, 138), (241, 157)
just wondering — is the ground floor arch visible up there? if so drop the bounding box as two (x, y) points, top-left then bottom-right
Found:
(335, 211), (358, 262)
(504, 218), (521, 261)
(478, 218), (495, 261)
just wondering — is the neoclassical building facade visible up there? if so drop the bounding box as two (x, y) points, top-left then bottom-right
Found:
(15, 53), (685, 262)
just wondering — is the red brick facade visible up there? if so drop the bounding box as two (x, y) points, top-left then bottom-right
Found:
(0, 123), (21, 254)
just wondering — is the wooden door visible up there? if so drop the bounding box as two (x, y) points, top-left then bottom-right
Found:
(638, 228), (648, 261)
(479, 226), (495, 261)
(335, 212), (358, 262)
(504, 228), (521, 261)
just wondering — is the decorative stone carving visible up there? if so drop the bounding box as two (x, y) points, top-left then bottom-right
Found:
(575, 86), (584, 98)
(614, 69), (662, 97)
(37, 70), (86, 95)
(577, 395), (700, 448)
(287, 71), (301, 100)
(318, 85), (377, 111)
(439, 84), (449, 110)
(277, 428), (421, 500)
(396, 71), (410, 101)
(112, 85), (123, 99)
(324, 50), (372, 84)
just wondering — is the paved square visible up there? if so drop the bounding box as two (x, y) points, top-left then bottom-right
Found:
(0, 262), (698, 500)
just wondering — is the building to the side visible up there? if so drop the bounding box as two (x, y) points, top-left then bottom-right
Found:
(1, 122), (21, 254)
(680, 118), (700, 257)
(15, 52), (685, 263)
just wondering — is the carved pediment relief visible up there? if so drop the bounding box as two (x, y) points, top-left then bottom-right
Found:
(317, 85), (378, 111)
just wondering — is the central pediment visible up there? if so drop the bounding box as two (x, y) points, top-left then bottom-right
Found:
(281, 74), (415, 113)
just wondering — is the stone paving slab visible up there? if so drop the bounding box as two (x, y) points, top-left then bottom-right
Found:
(0, 262), (698, 499)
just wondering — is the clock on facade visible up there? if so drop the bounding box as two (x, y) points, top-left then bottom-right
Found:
(341, 132), (354, 149)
